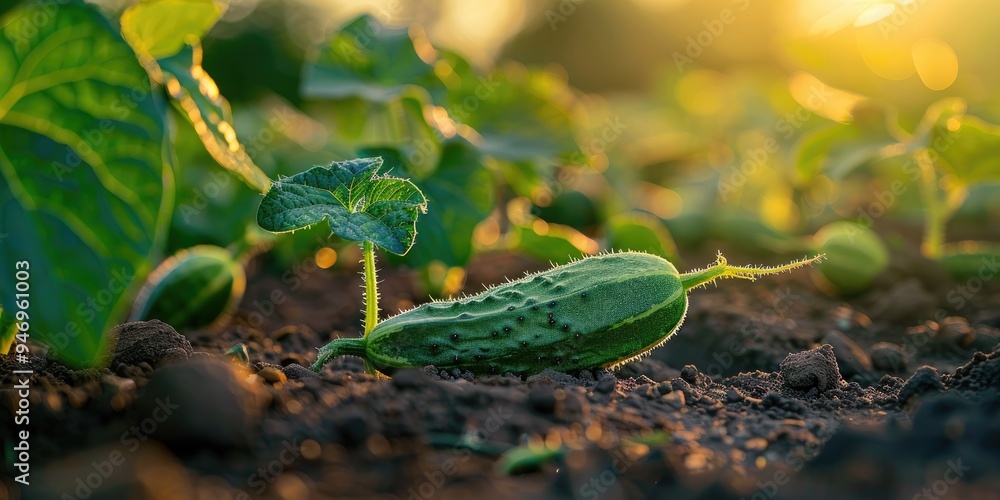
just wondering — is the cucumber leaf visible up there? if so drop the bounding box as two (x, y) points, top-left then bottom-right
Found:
(0, 0), (171, 367)
(302, 14), (443, 102)
(362, 139), (494, 267)
(256, 157), (427, 255)
(120, 0), (225, 60)
(120, 0), (271, 193)
(929, 115), (1000, 185)
(158, 42), (271, 192)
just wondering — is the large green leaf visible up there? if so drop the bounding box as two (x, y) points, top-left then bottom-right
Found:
(119, 0), (271, 193)
(157, 42), (271, 192)
(256, 157), (426, 255)
(363, 139), (494, 267)
(0, 1), (171, 366)
(120, 0), (225, 60)
(301, 14), (443, 102)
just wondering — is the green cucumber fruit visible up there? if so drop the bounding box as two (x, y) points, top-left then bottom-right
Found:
(811, 221), (889, 294)
(130, 245), (245, 330)
(311, 252), (819, 377)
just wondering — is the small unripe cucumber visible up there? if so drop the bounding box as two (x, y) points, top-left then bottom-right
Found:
(312, 252), (819, 376)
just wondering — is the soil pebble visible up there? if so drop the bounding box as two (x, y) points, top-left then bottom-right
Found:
(105, 320), (192, 368)
(898, 366), (945, 404)
(780, 344), (842, 391)
(136, 358), (260, 452)
(870, 342), (907, 372)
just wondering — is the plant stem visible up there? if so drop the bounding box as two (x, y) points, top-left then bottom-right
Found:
(362, 241), (379, 337)
(916, 150), (945, 259)
(679, 253), (823, 291)
(310, 337), (367, 372)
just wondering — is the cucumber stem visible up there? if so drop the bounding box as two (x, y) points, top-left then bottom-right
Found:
(361, 241), (381, 376)
(310, 337), (367, 372)
(680, 253), (823, 291)
(362, 241), (379, 337)
(916, 150), (945, 259)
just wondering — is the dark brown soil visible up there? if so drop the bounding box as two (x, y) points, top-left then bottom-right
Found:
(2, 250), (1000, 500)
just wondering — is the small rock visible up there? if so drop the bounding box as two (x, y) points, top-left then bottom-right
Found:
(725, 388), (744, 403)
(780, 344), (842, 392)
(662, 390), (686, 409)
(331, 408), (370, 447)
(935, 317), (975, 348)
(257, 366), (287, 384)
(634, 384), (658, 399)
(137, 359), (259, 452)
(282, 363), (319, 380)
(528, 384), (557, 413)
(871, 343), (907, 372)
(898, 366), (945, 404)
(106, 320), (192, 368)
(822, 330), (872, 379)
(594, 375), (617, 394)
(680, 365), (700, 384)
(391, 368), (430, 389)
(101, 375), (137, 410)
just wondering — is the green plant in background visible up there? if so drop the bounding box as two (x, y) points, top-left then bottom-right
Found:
(254, 157), (426, 373)
(0, 1), (172, 365)
(309, 251), (821, 377)
(796, 97), (1000, 279)
(300, 14), (594, 295)
(0, 0), (271, 363)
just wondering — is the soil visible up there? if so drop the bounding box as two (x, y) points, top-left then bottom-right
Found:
(2, 249), (1000, 500)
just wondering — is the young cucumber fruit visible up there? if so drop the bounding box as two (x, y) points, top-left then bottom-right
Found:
(312, 252), (819, 377)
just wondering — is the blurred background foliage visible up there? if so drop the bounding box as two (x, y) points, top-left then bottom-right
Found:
(3, 0), (1000, 358)
(87, 0), (1000, 312)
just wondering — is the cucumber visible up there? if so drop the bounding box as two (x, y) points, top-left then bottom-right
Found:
(311, 252), (819, 376)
